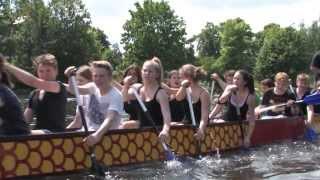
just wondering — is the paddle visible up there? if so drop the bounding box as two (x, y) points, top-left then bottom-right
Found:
(70, 75), (105, 177)
(131, 88), (175, 161)
(258, 92), (320, 114)
(186, 87), (202, 157)
(210, 81), (215, 105)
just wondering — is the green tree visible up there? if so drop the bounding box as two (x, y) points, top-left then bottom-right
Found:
(121, 0), (194, 70)
(212, 18), (255, 73)
(302, 19), (320, 58)
(1, 0), (111, 78)
(196, 22), (220, 58)
(0, 0), (20, 57)
(254, 26), (309, 80)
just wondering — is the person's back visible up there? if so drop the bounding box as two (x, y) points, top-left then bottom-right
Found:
(0, 53), (30, 135)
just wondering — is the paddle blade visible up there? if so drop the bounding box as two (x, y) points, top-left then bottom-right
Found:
(88, 148), (105, 177)
(302, 93), (320, 105)
(161, 142), (175, 161)
(164, 148), (175, 161)
(304, 127), (318, 142)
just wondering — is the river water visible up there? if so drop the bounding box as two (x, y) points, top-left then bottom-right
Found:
(29, 140), (320, 180)
(17, 92), (320, 180)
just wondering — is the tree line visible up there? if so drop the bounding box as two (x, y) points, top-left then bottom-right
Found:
(1, 0), (320, 82)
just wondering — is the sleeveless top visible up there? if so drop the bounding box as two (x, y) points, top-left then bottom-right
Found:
(124, 99), (140, 120)
(182, 90), (204, 125)
(169, 98), (185, 122)
(0, 84), (30, 135)
(28, 81), (67, 132)
(138, 87), (163, 127)
(223, 93), (249, 121)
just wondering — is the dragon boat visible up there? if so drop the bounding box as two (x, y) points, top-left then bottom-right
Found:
(0, 116), (306, 179)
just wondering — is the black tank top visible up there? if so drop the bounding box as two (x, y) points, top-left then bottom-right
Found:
(223, 94), (249, 121)
(28, 81), (67, 132)
(182, 91), (203, 125)
(124, 99), (140, 120)
(138, 87), (163, 127)
(169, 98), (185, 122)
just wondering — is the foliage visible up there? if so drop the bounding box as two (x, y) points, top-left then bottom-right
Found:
(196, 22), (220, 58)
(254, 26), (309, 80)
(121, 0), (194, 70)
(0, 0), (113, 77)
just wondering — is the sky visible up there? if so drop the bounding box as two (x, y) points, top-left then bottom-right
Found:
(83, 0), (320, 46)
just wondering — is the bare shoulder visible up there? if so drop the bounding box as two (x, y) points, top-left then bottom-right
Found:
(156, 89), (169, 101)
(247, 94), (256, 105)
(200, 86), (210, 97)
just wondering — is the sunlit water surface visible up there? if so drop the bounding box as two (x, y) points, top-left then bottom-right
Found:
(23, 141), (320, 180)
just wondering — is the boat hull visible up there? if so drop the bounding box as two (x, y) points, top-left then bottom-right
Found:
(0, 117), (305, 179)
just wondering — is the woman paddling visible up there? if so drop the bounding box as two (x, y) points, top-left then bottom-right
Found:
(176, 64), (210, 140)
(209, 70), (255, 147)
(134, 57), (171, 142)
(0, 54), (30, 135)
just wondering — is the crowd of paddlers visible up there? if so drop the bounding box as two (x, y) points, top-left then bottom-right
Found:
(1, 51), (320, 148)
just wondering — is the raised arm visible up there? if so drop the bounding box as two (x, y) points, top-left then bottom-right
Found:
(5, 63), (61, 93)
(175, 80), (190, 101)
(219, 84), (237, 103)
(211, 73), (227, 90)
(161, 82), (179, 95)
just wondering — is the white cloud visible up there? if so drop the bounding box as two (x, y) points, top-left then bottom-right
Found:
(83, 0), (320, 46)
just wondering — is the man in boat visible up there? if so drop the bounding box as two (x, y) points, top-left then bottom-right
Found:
(256, 72), (298, 119)
(254, 78), (274, 118)
(293, 73), (311, 116)
(0, 54), (30, 135)
(3, 53), (67, 133)
(66, 61), (124, 146)
(310, 51), (320, 81)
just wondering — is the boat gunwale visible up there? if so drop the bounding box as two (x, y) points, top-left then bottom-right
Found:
(0, 116), (304, 142)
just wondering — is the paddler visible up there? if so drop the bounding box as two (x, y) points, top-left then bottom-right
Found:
(209, 70), (255, 147)
(175, 64), (210, 140)
(65, 60), (124, 146)
(0, 53), (30, 135)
